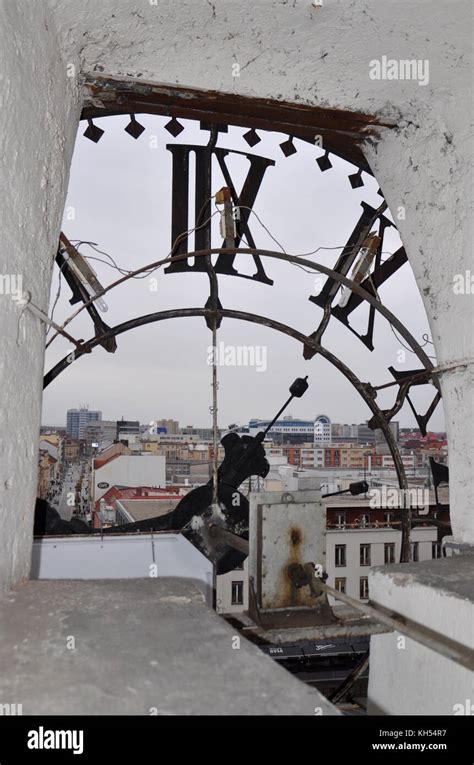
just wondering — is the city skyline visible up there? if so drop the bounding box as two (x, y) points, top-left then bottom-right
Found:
(44, 407), (446, 436)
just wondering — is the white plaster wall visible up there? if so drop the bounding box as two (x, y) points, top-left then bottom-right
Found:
(30, 533), (214, 605)
(0, 0), (82, 594)
(0, 0), (471, 591)
(369, 629), (473, 716)
(368, 566), (474, 715)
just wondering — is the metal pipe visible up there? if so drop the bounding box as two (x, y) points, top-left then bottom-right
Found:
(207, 264), (220, 513)
(306, 569), (474, 672)
(329, 651), (370, 704)
(45, 247), (436, 374)
(208, 524), (250, 555)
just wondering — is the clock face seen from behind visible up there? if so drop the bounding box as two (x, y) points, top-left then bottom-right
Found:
(44, 82), (443, 562)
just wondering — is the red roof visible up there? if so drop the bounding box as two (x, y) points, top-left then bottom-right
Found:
(96, 485), (180, 510)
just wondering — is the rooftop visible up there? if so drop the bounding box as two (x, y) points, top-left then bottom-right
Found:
(116, 498), (179, 522)
(0, 578), (337, 715)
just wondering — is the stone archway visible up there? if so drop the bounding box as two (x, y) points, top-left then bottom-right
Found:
(0, 0), (471, 597)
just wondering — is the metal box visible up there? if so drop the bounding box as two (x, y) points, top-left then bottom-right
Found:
(249, 490), (326, 612)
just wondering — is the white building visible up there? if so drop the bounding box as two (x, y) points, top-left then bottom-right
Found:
(264, 465), (369, 494)
(216, 524), (439, 613)
(314, 415), (332, 445)
(248, 417), (314, 440)
(93, 455), (166, 502)
(248, 414), (332, 445)
(325, 525), (438, 604)
(381, 454), (415, 469)
(216, 559), (249, 615)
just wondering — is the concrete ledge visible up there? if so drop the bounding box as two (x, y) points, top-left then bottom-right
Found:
(367, 556), (474, 715)
(0, 578), (337, 715)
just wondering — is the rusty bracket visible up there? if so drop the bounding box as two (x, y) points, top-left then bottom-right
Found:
(286, 562), (331, 613)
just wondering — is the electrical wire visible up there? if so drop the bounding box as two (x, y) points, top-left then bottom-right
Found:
(70, 202), (398, 287)
(234, 205), (287, 253)
(364, 271), (437, 361)
(236, 204), (392, 261)
(73, 248), (152, 279)
(48, 199), (430, 367)
(47, 258), (69, 335)
(389, 323), (436, 360)
(69, 208), (221, 282)
(70, 242), (151, 279)
(421, 333), (434, 346)
(46, 208), (220, 348)
(234, 205), (401, 272)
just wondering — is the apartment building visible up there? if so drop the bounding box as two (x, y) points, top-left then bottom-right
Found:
(152, 419), (180, 435)
(248, 415), (332, 445)
(326, 525), (438, 603)
(37, 441), (59, 499)
(63, 438), (80, 463)
(278, 444), (376, 470)
(66, 407), (102, 440)
(216, 501), (448, 613)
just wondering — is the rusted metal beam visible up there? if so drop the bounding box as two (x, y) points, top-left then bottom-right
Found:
(329, 651), (370, 704)
(43, 306), (321, 386)
(208, 524), (250, 555)
(302, 567), (474, 672)
(82, 77), (395, 172)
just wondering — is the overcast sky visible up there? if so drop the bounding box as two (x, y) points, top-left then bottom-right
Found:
(41, 115), (444, 432)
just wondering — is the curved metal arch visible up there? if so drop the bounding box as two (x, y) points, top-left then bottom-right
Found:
(45, 246), (436, 562)
(55, 103), (430, 563)
(46, 247), (437, 379)
(43, 306), (409, 501)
